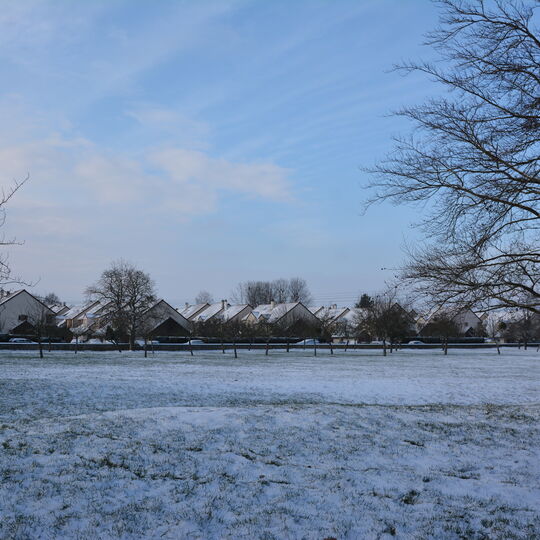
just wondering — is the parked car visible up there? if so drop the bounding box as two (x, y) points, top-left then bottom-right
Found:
(185, 339), (205, 345)
(134, 339), (160, 347)
(9, 337), (36, 344)
(408, 340), (425, 345)
(296, 338), (320, 345)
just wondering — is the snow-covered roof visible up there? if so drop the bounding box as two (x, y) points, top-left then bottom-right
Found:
(179, 303), (210, 320)
(220, 304), (251, 322)
(60, 301), (99, 321)
(84, 300), (113, 318)
(143, 299), (191, 332)
(315, 306), (350, 322)
(0, 289), (24, 306)
(49, 304), (70, 315)
(341, 308), (363, 323)
(192, 302), (226, 322)
(251, 303), (299, 323)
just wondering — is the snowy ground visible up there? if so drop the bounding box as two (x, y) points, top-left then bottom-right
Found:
(0, 348), (539, 539)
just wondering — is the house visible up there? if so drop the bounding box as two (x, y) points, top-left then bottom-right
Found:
(0, 289), (55, 334)
(245, 301), (320, 331)
(314, 305), (351, 323)
(179, 302), (210, 321)
(140, 299), (192, 337)
(419, 307), (485, 337)
(330, 307), (362, 342)
(191, 300), (228, 323)
(309, 306), (325, 317)
(219, 304), (252, 324)
(453, 309), (484, 336)
(49, 304), (70, 317)
(72, 300), (114, 336)
(57, 301), (101, 330)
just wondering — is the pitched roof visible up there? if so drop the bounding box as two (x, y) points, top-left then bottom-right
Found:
(59, 300), (100, 321)
(220, 304), (251, 321)
(192, 302), (226, 322)
(143, 299), (191, 331)
(251, 303), (300, 323)
(179, 303), (210, 320)
(315, 306), (350, 322)
(0, 289), (54, 313)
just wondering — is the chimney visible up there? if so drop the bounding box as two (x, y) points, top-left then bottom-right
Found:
(221, 299), (227, 310)
(271, 300), (276, 309)
(332, 304), (337, 309)
(185, 302), (189, 309)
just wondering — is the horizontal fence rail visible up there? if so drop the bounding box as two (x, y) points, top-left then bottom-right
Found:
(0, 342), (531, 352)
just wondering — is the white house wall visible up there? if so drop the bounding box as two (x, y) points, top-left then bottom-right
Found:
(0, 291), (53, 333)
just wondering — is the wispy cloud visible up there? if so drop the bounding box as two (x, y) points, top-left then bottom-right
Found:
(0, 103), (292, 227)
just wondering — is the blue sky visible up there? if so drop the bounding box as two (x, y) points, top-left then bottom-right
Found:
(0, 0), (441, 306)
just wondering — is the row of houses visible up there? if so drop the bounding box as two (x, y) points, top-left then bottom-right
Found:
(0, 288), (488, 342)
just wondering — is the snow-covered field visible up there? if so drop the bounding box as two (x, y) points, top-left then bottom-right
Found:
(1, 349), (539, 539)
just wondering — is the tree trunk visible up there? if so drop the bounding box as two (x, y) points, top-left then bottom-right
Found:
(265, 340), (269, 356)
(144, 338), (148, 358)
(329, 340), (333, 355)
(233, 340), (237, 359)
(383, 338), (387, 356)
(38, 338), (43, 359)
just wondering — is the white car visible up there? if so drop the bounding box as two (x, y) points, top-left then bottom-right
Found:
(296, 338), (320, 345)
(9, 337), (36, 344)
(134, 339), (160, 347)
(185, 339), (205, 345)
(408, 340), (425, 345)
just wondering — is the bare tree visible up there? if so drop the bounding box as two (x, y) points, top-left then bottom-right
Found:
(195, 290), (213, 304)
(288, 277), (312, 305)
(232, 277), (313, 306)
(0, 175), (29, 286)
(86, 260), (156, 350)
(357, 289), (414, 355)
(419, 311), (461, 354)
(240, 280), (274, 306)
(272, 278), (289, 303)
(502, 309), (540, 348)
(39, 292), (61, 306)
(356, 293), (374, 309)
(366, 0), (540, 314)
(27, 305), (54, 359)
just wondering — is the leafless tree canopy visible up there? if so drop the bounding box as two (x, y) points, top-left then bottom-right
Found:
(231, 277), (313, 306)
(194, 290), (214, 304)
(366, 0), (540, 314)
(356, 288), (414, 344)
(39, 292), (61, 306)
(0, 175), (29, 286)
(86, 260), (156, 348)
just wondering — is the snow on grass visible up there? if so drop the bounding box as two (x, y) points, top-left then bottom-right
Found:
(0, 348), (539, 539)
